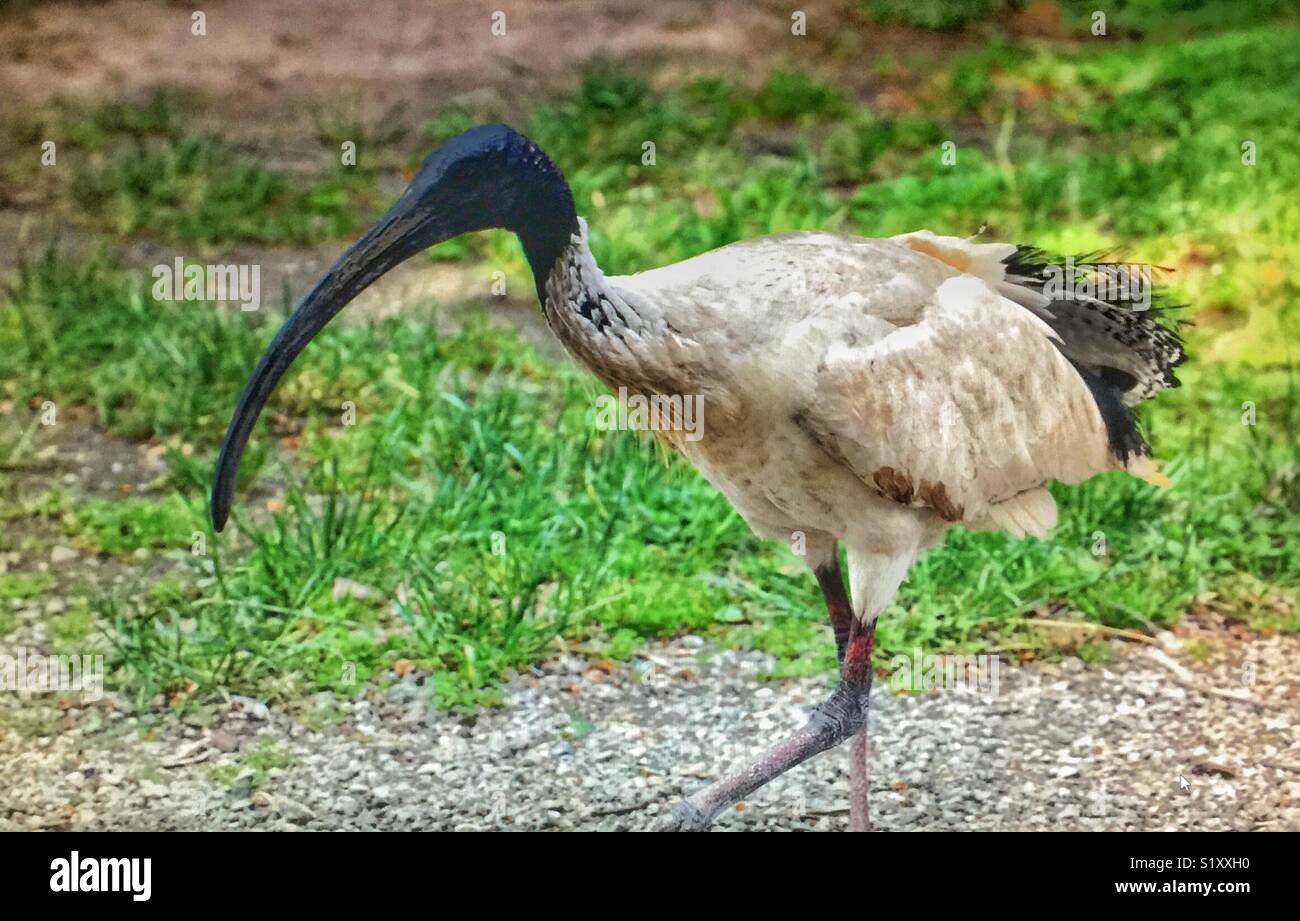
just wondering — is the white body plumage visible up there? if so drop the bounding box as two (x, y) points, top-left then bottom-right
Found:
(545, 219), (1173, 622)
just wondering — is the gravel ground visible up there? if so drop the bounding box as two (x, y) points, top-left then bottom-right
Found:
(3, 624), (1297, 832)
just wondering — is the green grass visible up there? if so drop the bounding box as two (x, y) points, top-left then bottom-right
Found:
(69, 135), (375, 244)
(867, 0), (1019, 31)
(0, 572), (54, 600)
(50, 601), (93, 647)
(0, 249), (272, 440)
(207, 735), (294, 790)
(1, 5), (1297, 709)
(14, 90), (382, 245)
(69, 495), (204, 556)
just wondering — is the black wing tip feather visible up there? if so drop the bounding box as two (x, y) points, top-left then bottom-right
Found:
(1003, 244), (1189, 374)
(1070, 361), (1150, 462)
(1002, 244), (1187, 462)
(1003, 245), (1189, 327)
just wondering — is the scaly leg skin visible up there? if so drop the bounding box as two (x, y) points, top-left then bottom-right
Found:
(655, 606), (876, 832)
(848, 729), (871, 832)
(821, 559), (875, 833)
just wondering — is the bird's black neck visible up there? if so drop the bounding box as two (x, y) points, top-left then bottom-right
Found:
(497, 134), (580, 303)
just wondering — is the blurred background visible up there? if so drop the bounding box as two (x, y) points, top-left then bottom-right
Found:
(0, 1), (1296, 830)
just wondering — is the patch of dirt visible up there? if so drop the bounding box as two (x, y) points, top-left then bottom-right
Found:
(0, 1), (979, 122)
(0, 417), (183, 597)
(1, 416), (169, 499)
(0, 1), (792, 116)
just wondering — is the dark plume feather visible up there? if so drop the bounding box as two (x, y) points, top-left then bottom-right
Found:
(1001, 246), (1187, 462)
(1003, 247), (1186, 405)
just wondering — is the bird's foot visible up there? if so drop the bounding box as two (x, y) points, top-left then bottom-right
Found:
(653, 618), (877, 832)
(651, 683), (866, 832)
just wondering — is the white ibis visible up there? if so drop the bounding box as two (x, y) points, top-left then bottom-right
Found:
(212, 125), (1184, 831)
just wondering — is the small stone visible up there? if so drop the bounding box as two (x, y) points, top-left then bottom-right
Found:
(278, 797), (315, 824)
(232, 697), (270, 721)
(229, 769), (258, 798)
(210, 731), (240, 753)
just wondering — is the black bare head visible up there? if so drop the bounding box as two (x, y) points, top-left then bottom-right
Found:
(210, 124), (576, 531)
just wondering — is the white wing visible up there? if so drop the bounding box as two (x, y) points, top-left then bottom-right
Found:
(801, 273), (1114, 533)
(600, 228), (1158, 539)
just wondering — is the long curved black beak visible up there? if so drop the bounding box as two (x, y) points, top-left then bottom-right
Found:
(210, 198), (439, 530)
(209, 124), (577, 531)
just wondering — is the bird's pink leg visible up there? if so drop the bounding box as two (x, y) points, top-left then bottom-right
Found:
(821, 561), (875, 832)
(848, 715), (871, 832)
(655, 567), (876, 832)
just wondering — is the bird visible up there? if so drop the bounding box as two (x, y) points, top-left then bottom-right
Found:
(211, 124), (1184, 832)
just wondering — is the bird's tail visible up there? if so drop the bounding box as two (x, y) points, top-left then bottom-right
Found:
(998, 247), (1186, 407)
(998, 246), (1185, 476)
(893, 230), (1186, 476)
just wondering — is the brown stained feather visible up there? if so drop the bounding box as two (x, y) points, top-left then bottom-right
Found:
(871, 468), (964, 522)
(918, 480), (964, 522)
(872, 466), (914, 504)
